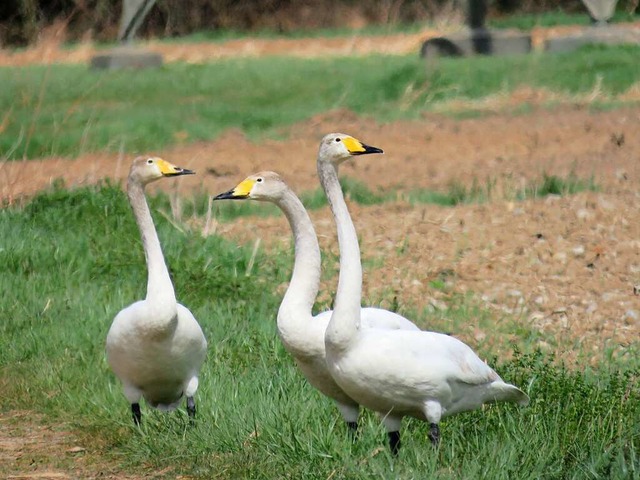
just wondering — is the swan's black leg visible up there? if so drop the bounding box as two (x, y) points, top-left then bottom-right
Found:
(131, 403), (142, 426)
(388, 431), (401, 455)
(428, 422), (440, 446)
(186, 396), (196, 420)
(346, 421), (358, 440)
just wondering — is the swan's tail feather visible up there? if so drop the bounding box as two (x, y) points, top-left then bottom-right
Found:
(146, 392), (184, 412)
(185, 376), (199, 397)
(153, 398), (183, 412)
(490, 382), (530, 406)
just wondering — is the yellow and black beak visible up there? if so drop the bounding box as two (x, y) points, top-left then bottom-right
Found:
(353, 143), (383, 156)
(213, 178), (255, 200)
(351, 143), (384, 155)
(165, 167), (195, 176)
(157, 158), (195, 177)
(342, 137), (384, 156)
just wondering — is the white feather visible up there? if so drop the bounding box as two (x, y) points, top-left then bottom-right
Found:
(214, 171), (419, 426)
(317, 133), (528, 451)
(106, 157), (207, 420)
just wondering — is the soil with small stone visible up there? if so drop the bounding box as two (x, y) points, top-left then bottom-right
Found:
(1, 30), (640, 480)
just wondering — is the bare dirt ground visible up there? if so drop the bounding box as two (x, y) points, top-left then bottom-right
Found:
(201, 107), (640, 366)
(2, 29), (640, 479)
(3, 106), (639, 363)
(0, 411), (162, 480)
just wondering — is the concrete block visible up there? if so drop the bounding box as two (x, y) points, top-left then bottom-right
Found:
(544, 25), (640, 53)
(421, 29), (532, 58)
(90, 47), (163, 70)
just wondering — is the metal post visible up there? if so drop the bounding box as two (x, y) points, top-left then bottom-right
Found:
(581, 0), (618, 25)
(118, 0), (158, 42)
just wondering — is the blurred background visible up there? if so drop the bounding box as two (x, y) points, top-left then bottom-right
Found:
(1, 1), (639, 478)
(1, 0), (638, 46)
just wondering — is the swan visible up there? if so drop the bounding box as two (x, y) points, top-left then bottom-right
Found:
(213, 171), (419, 433)
(318, 133), (529, 454)
(106, 156), (207, 425)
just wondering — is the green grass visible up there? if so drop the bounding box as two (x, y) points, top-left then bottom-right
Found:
(522, 172), (598, 199)
(202, 173), (600, 223)
(1, 44), (639, 160)
(1, 184), (638, 478)
(405, 178), (491, 206)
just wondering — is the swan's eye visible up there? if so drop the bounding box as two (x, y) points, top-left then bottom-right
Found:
(146, 158), (154, 165)
(335, 138), (342, 143)
(256, 178), (263, 183)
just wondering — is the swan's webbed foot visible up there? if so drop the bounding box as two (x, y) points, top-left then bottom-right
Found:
(186, 396), (196, 421)
(428, 422), (440, 446)
(131, 403), (142, 426)
(388, 431), (401, 455)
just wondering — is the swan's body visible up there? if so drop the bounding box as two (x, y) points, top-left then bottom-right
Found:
(214, 171), (419, 430)
(106, 156), (207, 425)
(318, 133), (529, 453)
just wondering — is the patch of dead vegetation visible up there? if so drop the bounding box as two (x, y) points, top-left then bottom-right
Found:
(2, 23), (638, 67)
(0, 28), (434, 67)
(428, 83), (640, 115)
(0, 411), (182, 479)
(1, 411), (92, 479)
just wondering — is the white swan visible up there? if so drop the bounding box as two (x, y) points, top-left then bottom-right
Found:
(213, 171), (419, 432)
(106, 156), (207, 425)
(318, 133), (529, 454)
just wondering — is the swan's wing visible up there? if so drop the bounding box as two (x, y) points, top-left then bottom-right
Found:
(362, 329), (501, 386)
(444, 336), (501, 385)
(176, 303), (208, 361)
(315, 308), (420, 331)
(360, 307), (420, 331)
(106, 300), (146, 350)
(427, 333), (528, 404)
(411, 331), (501, 385)
(313, 310), (333, 324)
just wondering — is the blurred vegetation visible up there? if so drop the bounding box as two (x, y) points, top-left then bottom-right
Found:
(1, 0), (638, 46)
(2, 44), (639, 160)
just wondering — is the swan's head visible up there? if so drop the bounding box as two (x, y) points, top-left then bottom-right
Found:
(213, 171), (287, 203)
(318, 133), (383, 167)
(129, 156), (195, 185)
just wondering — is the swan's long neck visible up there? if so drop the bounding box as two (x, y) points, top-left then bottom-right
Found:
(127, 177), (177, 328)
(276, 188), (321, 343)
(318, 160), (361, 353)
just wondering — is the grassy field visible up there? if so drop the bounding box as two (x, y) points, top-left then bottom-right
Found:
(1, 44), (639, 160)
(0, 183), (638, 478)
(1, 32), (640, 477)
